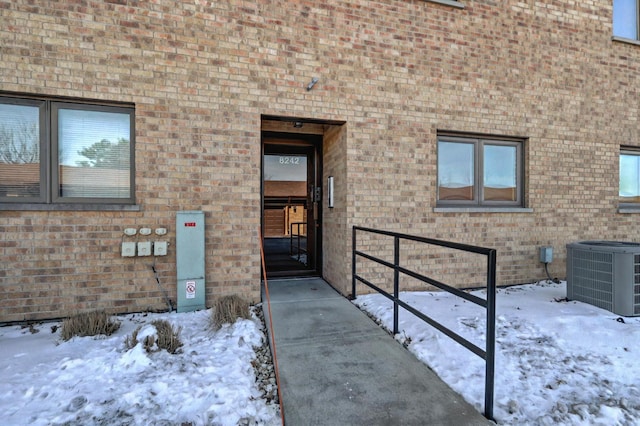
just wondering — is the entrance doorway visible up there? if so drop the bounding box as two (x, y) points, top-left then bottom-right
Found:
(262, 131), (322, 278)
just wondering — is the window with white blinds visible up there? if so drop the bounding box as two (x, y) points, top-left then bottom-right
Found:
(55, 106), (132, 200)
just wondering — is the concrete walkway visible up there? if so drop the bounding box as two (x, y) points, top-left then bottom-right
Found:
(262, 277), (492, 426)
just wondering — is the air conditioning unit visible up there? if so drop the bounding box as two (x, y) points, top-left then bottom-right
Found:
(566, 241), (640, 316)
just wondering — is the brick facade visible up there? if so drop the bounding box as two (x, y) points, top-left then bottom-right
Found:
(2, 0), (639, 321)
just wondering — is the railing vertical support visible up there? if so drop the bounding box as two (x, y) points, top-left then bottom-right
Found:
(297, 223), (301, 260)
(352, 227), (357, 299)
(484, 249), (497, 421)
(393, 236), (400, 335)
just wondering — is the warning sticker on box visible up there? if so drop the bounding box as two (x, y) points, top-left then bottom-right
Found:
(185, 281), (196, 299)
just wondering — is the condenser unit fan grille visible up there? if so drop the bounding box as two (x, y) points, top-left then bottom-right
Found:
(570, 250), (613, 312)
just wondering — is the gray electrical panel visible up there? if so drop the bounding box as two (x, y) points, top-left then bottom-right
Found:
(176, 211), (206, 313)
(539, 246), (553, 264)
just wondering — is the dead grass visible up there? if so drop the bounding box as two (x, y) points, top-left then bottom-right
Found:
(124, 319), (183, 354)
(60, 310), (121, 341)
(211, 295), (251, 330)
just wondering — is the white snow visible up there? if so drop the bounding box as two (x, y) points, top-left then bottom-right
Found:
(0, 309), (280, 426)
(354, 280), (640, 425)
(2, 281), (639, 425)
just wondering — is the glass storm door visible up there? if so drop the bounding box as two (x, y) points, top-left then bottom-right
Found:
(262, 136), (321, 278)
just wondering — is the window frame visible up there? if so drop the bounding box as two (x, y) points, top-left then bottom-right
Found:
(437, 134), (524, 208)
(619, 147), (640, 208)
(0, 93), (136, 208)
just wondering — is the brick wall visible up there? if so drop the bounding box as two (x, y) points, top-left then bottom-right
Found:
(322, 126), (349, 291)
(2, 0), (640, 321)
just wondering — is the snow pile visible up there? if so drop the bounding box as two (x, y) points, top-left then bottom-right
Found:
(354, 281), (640, 425)
(2, 281), (638, 425)
(0, 309), (280, 426)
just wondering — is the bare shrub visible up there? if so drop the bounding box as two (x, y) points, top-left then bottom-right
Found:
(60, 310), (121, 341)
(124, 319), (183, 354)
(123, 328), (139, 350)
(151, 319), (183, 354)
(211, 295), (251, 330)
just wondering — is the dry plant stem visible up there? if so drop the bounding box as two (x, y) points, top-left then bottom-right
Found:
(60, 311), (120, 341)
(124, 319), (183, 354)
(211, 295), (250, 329)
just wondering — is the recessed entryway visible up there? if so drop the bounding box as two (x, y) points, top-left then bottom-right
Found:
(261, 115), (346, 280)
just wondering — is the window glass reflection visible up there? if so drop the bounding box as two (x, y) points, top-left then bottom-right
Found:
(614, 0), (638, 39)
(620, 153), (640, 201)
(484, 144), (516, 201)
(263, 155), (307, 181)
(0, 103), (40, 197)
(58, 108), (131, 198)
(438, 141), (474, 201)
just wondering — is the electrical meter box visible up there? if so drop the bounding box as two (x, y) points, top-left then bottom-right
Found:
(539, 246), (553, 264)
(176, 211), (206, 312)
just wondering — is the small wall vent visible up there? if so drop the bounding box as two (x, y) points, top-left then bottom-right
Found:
(566, 241), (640, 316)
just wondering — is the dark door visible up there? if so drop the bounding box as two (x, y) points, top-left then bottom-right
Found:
(262, 133), (322, 278)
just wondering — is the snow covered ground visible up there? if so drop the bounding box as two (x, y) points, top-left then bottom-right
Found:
(355, 280), (640, 426)
(0, 309), (280, 426)
(1, 280), (638, 425)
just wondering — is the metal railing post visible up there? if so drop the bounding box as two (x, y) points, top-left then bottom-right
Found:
(484, 249), (497, 421)
(393, 236), (400, 335)
(352, 227), (357, 299)
(296, 223), (301, 260)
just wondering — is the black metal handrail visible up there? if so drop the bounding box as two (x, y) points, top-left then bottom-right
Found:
(289, 222), (307, 261)
(351, 226), (496, 420)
